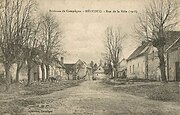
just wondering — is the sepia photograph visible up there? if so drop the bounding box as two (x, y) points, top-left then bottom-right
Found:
(0, 0), (179, 114)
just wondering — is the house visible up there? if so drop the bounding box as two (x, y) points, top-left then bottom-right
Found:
(167, 37), (180, 81)
(49, 57), (66, 80)
(127, 42), (160, 80)
(74, 59), (92, 80)
(64, 59), (92, 80)
(94, 66), (106, 79)
(117, 58), (127, 78)
(127, 31), (180, 81)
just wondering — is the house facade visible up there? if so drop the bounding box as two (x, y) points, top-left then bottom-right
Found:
(127, 31), (180, 81)
(49, 57), (66, 81)
(167, 38), (180, 81)
(64, 59), (92, 80)
(94, 66), (106, 79)
(127, 42), (148, 79)
(74, 59), (92, 80)
(127, 42), (160, 80)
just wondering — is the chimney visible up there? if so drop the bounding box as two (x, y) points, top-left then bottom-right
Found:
(61, 57), (64, 64)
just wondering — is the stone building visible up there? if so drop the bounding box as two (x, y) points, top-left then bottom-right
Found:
(167, 37), (180, 81)
(127, 42), (160, 80)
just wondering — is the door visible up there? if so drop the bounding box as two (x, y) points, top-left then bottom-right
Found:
(175, 62), (180, 81)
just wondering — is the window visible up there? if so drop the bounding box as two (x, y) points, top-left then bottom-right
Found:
(130, 66), (131, 73)
(133, 65), (134, 73)
(138, 63), (139, 68)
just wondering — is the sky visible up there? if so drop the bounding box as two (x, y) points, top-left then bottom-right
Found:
(36, 0), (147, 64)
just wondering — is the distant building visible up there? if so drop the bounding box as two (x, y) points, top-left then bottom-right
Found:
(64, 59), (92, 80)
(94, 66), (106, 79)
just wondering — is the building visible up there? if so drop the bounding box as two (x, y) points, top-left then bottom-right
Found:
(127, 31), (180, 81)
(74, 59), (92, 80)
(64, 59), (92, 80)
(127, 42), (160, 80)
(49, 57), (66, 80)
(167, 37), (180, 81)
(94, 66), (106, 79)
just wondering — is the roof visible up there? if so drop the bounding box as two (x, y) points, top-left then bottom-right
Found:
(64, 64), (75, 69)
(94, 66), (105, 73)
(127, 31), (180, 61)
(118, 58), (127, 64)
(166, 37), (180, 52)
(164, 31), (180, 50)
(127, 42), (149, 61)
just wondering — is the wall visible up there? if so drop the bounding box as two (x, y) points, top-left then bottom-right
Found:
(127, 56), (146, 79)
(77, 67), (87, 78)
(168, 48), (180, 81)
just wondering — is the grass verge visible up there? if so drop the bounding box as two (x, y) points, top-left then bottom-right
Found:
(0, 80), (83, 114)
(103, 79), (179, 102)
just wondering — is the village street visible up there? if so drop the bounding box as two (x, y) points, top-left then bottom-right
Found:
(25, 80), (180, 115)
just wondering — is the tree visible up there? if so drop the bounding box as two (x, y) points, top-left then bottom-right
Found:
(39, 12), (64, 81)
(99, 59), (103, 66)
(90, 61), (94, 73)
(0, 0), (36, 90)
(104, 26), (125, 78)
(93, 63), (98, 72)
(14, 0), (37, 83)
(135, 0), (180, 82)
(24, 19), (41, 86)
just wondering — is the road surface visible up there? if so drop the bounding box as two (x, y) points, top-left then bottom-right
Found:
(26, 80), (180, 115)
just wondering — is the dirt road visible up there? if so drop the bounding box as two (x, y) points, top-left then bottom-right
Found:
(26, 80), (180, 115)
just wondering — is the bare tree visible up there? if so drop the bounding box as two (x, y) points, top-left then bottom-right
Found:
(24, 19), (40, 86)
(104, 26), (125, 78)
(39, 12), (64, 81)
(135, 0), (180, 82)
(14, 0), (37, 83)
(0, 0), (36, 90)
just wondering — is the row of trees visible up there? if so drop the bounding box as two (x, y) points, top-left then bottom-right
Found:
(104, 0), (180, 82)
(0, 0), (64, 91)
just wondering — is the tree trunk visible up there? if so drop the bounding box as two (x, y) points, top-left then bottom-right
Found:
(16, 67), (20, 83)
(26, 60), (32, 86)
(114, 64), (118, 78)
(15, 62), (23, 83)
(26, 67), (31, 86)
(41, 63), (45, 82)
(157, 47), (167, 82)
(45, 64), (50, 80)
(4, 64), (11, 91)
(67, 74), (69, 80)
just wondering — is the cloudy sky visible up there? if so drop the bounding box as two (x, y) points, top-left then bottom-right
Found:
(37, 0), (148, 63)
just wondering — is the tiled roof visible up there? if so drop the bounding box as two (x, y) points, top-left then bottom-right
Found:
(127, 31), (180, 61)
(127, 42), (149, 61)
(64, 64), (75, 70)
(164, 31), (180, 50)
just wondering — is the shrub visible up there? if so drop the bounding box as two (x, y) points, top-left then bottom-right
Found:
(146, 83), (179, 101)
